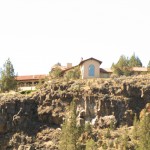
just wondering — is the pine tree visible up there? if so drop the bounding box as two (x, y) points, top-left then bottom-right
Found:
(111, 63), (124, 76)
(59, 119), (69, 150)
(138, 111), (150, 150)
(67, 100), (79, 150)
(111, 55), (131, 76)
(112, 54), (143, 76)
(132, 114), (139, 140)
(129, 53), (142, 67)
(122, 131), (129, 150)
(0, 58), (17, 92)
(147, 60), (150, 68)
(119, 128), (129, 150)
(116, 55), (129, 68)
(59, 99), (81, 150)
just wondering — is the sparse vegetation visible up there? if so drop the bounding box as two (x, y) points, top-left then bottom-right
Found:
(20, 90), (36, 95)
(84, 122), (92, 133)
(86, 139), (97, 150)
(105, 128), (111, 138)
(0, 74), (150, 149)
(0, 58), (17, 92)
(64, 67), (81, 81)
(49, 67), (62, 78)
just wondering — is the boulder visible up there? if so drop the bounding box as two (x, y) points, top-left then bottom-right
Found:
(98, 115), (117, 128)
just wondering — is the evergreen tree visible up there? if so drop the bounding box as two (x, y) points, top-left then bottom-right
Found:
(129, 53), (142, 67)
(111, 63), (124, 76)
(136, 57), (142, 67)
(147, 60), (150, 68)
(112, 54), (143, 76)
(59, 119), (69, 150)
(137, 111), (150, 150)
(116, 55), (129, 67)
(117, 127), (129, 150)
(0, 58), (17, 92)
(68, 100), (79, 150)
(59, 99), (81, 150)
(132, 114), (139, 140)
(122, 129), (129, 150)
(112, 55), (132, 76)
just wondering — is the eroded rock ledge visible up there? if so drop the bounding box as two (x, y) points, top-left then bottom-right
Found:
(0, 75), (150, 149)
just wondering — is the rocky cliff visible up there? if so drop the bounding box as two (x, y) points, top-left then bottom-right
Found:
(0, 75), (150, 149)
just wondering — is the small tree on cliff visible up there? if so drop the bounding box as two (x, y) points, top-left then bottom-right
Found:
(0, 58), (17, 92)
(49, 67), (62, 78)
(132, 114), (139, 140)
(137, 111), (150, 150)
(86, 139), (97, 150)
(64, 67), (81, 80)
(59, 119), (69, 150)
(59, 99), (80, 150)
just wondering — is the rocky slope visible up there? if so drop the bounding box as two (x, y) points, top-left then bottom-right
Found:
(0, 75), (150, 149)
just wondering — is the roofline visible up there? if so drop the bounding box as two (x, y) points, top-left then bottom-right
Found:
(100, 68), (113, 73)
(60, 65), (78, 75)
(79, 57), (102, 66)
(60, 57), (102, 75)
(16, 74), (47, 81)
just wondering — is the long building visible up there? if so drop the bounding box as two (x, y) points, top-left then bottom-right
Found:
(16, 74), (47, 91)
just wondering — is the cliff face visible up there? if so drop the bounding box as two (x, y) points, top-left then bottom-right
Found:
(0, 75), (150, 149)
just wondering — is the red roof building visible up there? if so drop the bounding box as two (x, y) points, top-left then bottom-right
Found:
(16, 74), (47, 91)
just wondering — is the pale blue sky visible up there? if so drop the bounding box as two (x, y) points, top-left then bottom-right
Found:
(0, 0), (150, 75)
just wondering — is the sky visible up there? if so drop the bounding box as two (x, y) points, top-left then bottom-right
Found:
(0, 0), (150, 75)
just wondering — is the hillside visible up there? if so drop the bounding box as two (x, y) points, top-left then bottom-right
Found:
(0, 75), (150, 149)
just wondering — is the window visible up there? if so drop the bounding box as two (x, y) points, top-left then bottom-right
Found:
(89, 64), (95, 76)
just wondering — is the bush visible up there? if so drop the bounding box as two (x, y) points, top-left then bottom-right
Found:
(64, 67), (81, 80)
(50, 67), (62, 78)
(104, 128), (111, 138)
(20, 90), (35, 94)
(86, 139), (97, 150)
(84, 122), (92, 134)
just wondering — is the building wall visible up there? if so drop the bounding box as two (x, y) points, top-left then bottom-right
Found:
(17, 79), (45, 91)
(80, 60), (100, 79)
(100, 73), (112, 78)
(18, 86), (36, 91)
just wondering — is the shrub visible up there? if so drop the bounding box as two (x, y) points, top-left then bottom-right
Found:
(104, 128), (111, 138)
(20, 90), (35, 95)
(64, 67), (81, 80)
(86, 139), (97, 150)
(49, 67), (62, 78)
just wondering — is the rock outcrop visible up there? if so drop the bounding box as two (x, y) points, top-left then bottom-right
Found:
(0, 75), (150, 149)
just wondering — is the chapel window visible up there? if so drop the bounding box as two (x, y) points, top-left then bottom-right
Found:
(89, 64), (95, 76)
